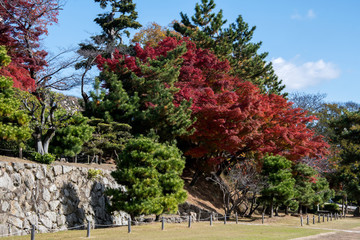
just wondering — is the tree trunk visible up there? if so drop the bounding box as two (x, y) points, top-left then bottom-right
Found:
(189, 169), (202, 186)
(275, 206), (279, 216)
(36, 139), (45, 155)
(345, 196), (348, 215)
(285, 206), (289, 215)
(269, 197), (274, 218)
(43, 129), (56, 154)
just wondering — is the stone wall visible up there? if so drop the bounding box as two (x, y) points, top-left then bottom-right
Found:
(0, 161), (128, 236)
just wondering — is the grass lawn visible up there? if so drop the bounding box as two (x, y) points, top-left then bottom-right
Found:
(7, 216), (360, 240)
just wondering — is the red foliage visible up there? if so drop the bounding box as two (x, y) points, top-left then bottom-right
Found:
(0, 0), (59, 90)
(96, 36), (329, 168)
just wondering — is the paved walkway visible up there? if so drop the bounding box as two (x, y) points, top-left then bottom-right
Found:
(292, 227), (360, 239)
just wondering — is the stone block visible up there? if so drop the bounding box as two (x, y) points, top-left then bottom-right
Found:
(11, 173), (22, 187)
(35, 168), (45, 180)
(5, 164), (13, 172)
(42, 188), (51, 202)
(37, 225), (48, 233)
(44, 211), (57, 223)
(62, 165), (72, 174)
(53, 165), (62, 176)
(0, 213), (8, 224)
(12, 162), (24, 172)
(10, 201), (24, 218)
(23, 170), (35, 189)
(49, 200), (60, 211)
(40, 215), (52, 229)
(0, 172), (14, 190)
(56, 215), (66, 226)
(7, 215), (23, 228)
(1, 201), (9, 212)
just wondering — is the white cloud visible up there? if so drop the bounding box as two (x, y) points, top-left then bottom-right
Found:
(272, 57), (340, 90)
(291, 9), (316, 20)
(307, 9), (316, 19)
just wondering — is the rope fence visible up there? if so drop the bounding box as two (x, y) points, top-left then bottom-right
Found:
(0, 212), (347, 239)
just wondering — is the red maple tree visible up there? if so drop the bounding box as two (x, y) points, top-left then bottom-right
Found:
(96, 36), (329, 170)
(0, 0), (60, 91)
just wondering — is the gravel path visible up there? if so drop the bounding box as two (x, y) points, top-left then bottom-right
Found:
(292, 227), (360, 240)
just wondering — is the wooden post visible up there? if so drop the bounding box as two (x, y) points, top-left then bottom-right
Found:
(300, 216), (303, 226)
(128, 217), (131, 233)
(87, 221), (90, 238)
(161, 217), (164, 230)
(19, 147), (23, 159)
(31, 224), (35, 240)
(313, 215), (315, 224)
(87, 155), (90, 164)
(235, 212), (238, 224)
(210, 214), (213, 226)
(306, 215), (309, 225)
(262, 212), (264, 224)
(188, 215), (191, 228)
(318, 215), (320, 223)
(224, 214), (226, 224)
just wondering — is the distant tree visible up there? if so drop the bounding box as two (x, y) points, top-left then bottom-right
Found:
(0, 46), (30, 142)
(329, 110), (360, 204)
(131, 22), (182, 47)
(289, 92), (327, 116)
(260, 155), (295, 218)
(173, 0), (286, 95)
(292, 163), (332, 214)
(107, 137), (187, 219)
(77, 0), (142, 106)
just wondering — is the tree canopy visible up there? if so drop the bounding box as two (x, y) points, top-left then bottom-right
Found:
(173, 0), (286, 95)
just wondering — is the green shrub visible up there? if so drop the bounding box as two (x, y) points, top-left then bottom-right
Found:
(323, 203), (340, 213)
(30, 152), (56, 164)
(88, 169), (103, 179)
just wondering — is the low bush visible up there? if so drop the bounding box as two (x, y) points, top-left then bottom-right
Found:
(30, 152), (56, 164)
(323, 203), (340, 213)
(88, 169), (103, 179)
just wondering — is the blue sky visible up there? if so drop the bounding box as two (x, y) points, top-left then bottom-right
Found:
(44, 0), (360, 103)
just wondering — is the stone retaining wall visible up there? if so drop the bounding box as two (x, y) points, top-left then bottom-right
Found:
(0, 161), (128, 236)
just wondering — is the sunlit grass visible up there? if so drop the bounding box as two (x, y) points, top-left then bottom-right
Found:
(5, 216), (360, 240)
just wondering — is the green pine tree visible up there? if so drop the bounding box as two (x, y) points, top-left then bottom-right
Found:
(90, 43), (194, 142)
(50, 113), (94, 157)
(77, 0), (142, 106)
(329, 110), (360, 203)
(260, 155), (295, 218)
(292, 163), (333, 214)
(82, 118), (132, 162)
(106, 137), (187, 219)
(173, 0), (286, 96)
